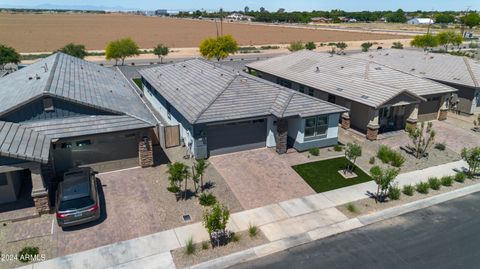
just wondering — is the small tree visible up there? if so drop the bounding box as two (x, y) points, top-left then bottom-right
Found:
(0, 44), (21, 70)
(166, 162), (189, 200)
(199, 35), (238, 61)
(361, 42), (373, 52)
(288, 41), (305, 52)
(407, 121), (436, 159)
(461, 12), (480, 30)
(153, 44), (169, 63)
(203, 203), (230, 247)
(305, 41), (316, 50)
(345, 143), (362, 174)
(195, 158), (209, 192)
(59, 43), (87, 59)
(370, 166), (399, 202)
(410, 34), (439, 50)
(437, 31), (463, 51)
(105, 37), (140, 65)
(335, 42), (348, 54)
(391, 42), (404, 49)
(461, 147), (480, 177)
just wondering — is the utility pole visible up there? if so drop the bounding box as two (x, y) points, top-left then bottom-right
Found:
(426, 9), (434, 34)
(219, 8), (224, 36)
(461, 6), (471, 37)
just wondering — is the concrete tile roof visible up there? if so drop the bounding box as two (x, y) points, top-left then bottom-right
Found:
(350, 49), (480, 88)
(0, 121), (50, 163)
(139, 59), (346, 124)
(246, 50), (457, 108)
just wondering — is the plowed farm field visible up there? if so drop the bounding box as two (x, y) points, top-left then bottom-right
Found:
(0, 13), (410, 52)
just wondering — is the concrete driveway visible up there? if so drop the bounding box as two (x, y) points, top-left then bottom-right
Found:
(53, 167), (165, 257)
(209, 148), (315, 210)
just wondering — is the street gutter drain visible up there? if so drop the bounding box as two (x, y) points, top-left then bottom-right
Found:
(182, 214), (191, 222)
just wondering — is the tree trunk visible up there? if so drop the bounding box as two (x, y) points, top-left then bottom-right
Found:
(200, 175), (204, 192)
(184, 177), (188, 200)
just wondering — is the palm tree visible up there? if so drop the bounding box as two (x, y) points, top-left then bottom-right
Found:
(195, 159), (209, 192)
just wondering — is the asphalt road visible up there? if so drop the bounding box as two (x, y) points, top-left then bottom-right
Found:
(231, 192), (480, 269)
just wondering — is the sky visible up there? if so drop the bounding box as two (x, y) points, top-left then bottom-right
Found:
(0, 0), (478, 11)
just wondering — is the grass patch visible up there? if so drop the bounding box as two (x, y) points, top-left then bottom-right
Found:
(428, 177), (441, 190)
(441, 176), (453, 187)
(248, 224), (258, 238)
(346, 202), (358, 213)
(185, 237), (196, 255)
(132, 78), (143, 90)
(402, 184), (414, 196)
(454, 172), (466, 183)
(309, 147), (319, 156)
(416, 182), (430, 194)
(199, 193), (217, 206)
(292, 157), (372, 193)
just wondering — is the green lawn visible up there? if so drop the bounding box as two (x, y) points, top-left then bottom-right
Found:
(292, 157), (372, 193)
(132, 78), (143, 90)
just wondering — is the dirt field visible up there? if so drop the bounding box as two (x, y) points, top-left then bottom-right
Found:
(0, 13), (411, 52)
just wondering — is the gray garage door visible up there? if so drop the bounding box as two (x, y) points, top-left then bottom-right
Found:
(207, 119), (267, 156)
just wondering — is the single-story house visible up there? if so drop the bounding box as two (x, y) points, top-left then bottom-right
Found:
(139, 59), (347, 159)
(246, 50), (457, 140)
(407, 18), (434, 25)
(0, 53), (156, 212)
(351, 49), (480, 115)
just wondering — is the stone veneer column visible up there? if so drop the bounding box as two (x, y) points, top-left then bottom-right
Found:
(405, 104), (419, 131)
(438, 97), (448, 121)
(341, 112), (350, 129)
(366, 109), (380, 141)
(276, 118), (288, 154)
(139, 137), (154, 167)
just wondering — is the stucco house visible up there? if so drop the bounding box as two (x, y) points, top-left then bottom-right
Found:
(0, 53), (156, 212)
(246, 50), (457, 140)
(407, 18), (434, 25)
(351, 49), (480, 115)
(139, 59), (347, 159)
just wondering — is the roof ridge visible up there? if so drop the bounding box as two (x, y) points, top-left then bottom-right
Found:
(279, 92), (295, 118)
(463, 57), (479, 87)
(43, 53), (59, 93)
(193, 74), (237, 124)
(364, 61), (370, 80)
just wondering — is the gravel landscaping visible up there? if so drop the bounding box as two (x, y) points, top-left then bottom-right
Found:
(172, 230), (268, 268)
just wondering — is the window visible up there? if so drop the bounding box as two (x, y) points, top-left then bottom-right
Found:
(277, 78), (292, 88)
(327, 94), (336, 104)
(308, 88), (314, 97)
(76, 140), (91, 147)
(43, 97), (54, 112)
(61, 142), (72, 149)
(299, 85), (305, 93)
(427, 96), (441, 102)
(305, 116), (329, 138)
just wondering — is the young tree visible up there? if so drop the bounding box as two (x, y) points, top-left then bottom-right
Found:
(199, 35), (238, 61)
(305, 41), (317, 50)
(370, 166), (399, 202)
(361, 42), (373, 52)
(166, 162), (189, 200)
(437, 31), (463, 51)
(391, 41), (404, 49)
(335, 42), (348, 53)
(105, 37), (140, 65)
(288, 41), (305, 52)
(0, 44), (21, 70)
(59, 43), (87, 59)
(195, 158), (209, 192)
(345, 143), (362, 174)
(203, 203), (230, 247)
(153, 44), (169, 63)
(407, 121), (436, 159)
(410, 34), (439, 50)
(461, 12), (480, 30)
(461, 147), (480, 177)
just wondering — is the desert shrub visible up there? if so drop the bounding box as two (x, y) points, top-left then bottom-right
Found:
(454, 172), (466, 183)
(428, 177), (441, 190)
(377, 145), (405, 167)
(199, 193), (217, 206)
(416, 182), (430, 194)
(201, 241), (209, 250)
(377, 145), (392, 163)
(388, 185), (401, 200)
(346, 202), (357, 213)
(435, 143), (446, 151)
(334, 145), (343, 152)
(402, 184), (414, 196)
(185, 237), (196, 255)
(441, 176), (453, 186)
(369, 156), (375, 164)
(18, 247), (39, 263)
(309, 147), (320, 156)
(391, 41), (404, 49)
(390, 152), (406, 167)
(230, 233), (241, 243)
(248, 224), (258, 238)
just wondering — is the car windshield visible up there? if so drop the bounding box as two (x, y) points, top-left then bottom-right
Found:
(59, 196), (94, 211)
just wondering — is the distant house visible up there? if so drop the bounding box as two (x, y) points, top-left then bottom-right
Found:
(311, 17), (332, 23)
(226, 13), (253, 22)
(407, 18), (434, 25)
(139, 59), (346, 159)
(155, 9), (168, 16)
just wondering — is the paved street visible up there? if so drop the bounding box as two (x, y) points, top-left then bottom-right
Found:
(231, 192), (480, 269)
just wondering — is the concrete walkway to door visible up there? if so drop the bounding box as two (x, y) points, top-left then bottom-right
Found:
(209, 148), (315, 209)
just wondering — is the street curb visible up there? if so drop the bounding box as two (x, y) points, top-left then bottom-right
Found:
(188, 182), (480, 269)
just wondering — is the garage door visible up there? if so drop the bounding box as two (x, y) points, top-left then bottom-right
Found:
(207, 119), (267, 156)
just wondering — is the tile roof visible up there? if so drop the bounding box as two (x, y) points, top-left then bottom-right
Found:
(246, 50), (457, 108)
(350, 49), (480, 88)
(0, 121), (50, 163)
(139, 59), (347, 124)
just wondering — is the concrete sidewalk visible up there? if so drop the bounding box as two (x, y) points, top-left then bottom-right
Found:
(20, 160), (469, 269)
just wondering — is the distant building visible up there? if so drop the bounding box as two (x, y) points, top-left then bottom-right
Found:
(310, 17), (332, 23)
(226, 13), (253, 22)
(407, 18), (434, 25)
(155, 9), (168, 16)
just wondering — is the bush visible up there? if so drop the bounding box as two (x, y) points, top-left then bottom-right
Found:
(377, 145), (392, 163)
(288, 41), (305, 52)
(391, 42), (404, 49)
(230, 233), (241, 243)
(201, 241), (209, 250)
(369, 156), (375, 164)
(416, 182), (430, 194)
(18, 247), (39, 263)
(441, 176), (453, 187)
(309, 147), (320, 156)
(346, 202), (358, 213)
(390, 152), (406, 168)
(248, 224), (258, 238)
(402, 184), (414, 196)
(434, 143), (446, 151)
(428, 177), (441, 190)
(305, 41), (317, 50)
(454, 172), (466, 183)
(199, 193), (217, 206)
(334, 145), (343, 152)
(185, 237), (196, 255)
(167, 185), (181, 193)
(388, 185), (401, 200)
(377, 145), (405, 167)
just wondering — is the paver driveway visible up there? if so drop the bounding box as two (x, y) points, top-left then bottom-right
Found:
(433, 120), (480, 153)
(53, 167), (164, 256)
(209, 148), (315, 210)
